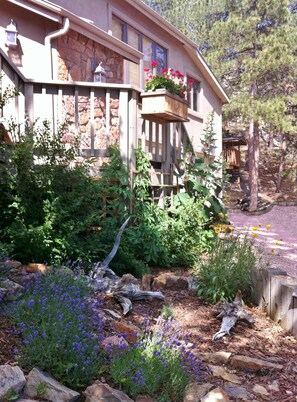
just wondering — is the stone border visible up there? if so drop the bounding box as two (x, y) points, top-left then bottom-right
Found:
(252, 266), (297, 338)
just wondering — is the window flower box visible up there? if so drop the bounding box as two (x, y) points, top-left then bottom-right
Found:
(140, 89), (189, 123)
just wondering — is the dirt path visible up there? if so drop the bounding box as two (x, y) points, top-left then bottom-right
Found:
(227, 205), (297, 278)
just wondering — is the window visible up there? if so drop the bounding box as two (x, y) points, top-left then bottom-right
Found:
(112, 16), (167, 85)
(188, 77), (201, 113)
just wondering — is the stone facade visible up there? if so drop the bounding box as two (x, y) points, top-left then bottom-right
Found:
(57, 30), (123, 83)
(56, 30), (123, 164)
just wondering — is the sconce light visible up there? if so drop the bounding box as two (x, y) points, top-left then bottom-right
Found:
(93, 62), (107, 83)
(5, 19), (18, 48)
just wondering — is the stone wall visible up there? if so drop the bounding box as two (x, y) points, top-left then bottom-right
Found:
(57, 29), (123, 83)
(57, 30), (123, 169)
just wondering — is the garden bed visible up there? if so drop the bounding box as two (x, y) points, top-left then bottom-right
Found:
(1, 267), (297, 400)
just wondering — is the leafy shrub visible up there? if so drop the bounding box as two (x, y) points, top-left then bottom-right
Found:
(12, 269), (104, 389)
(0, 121), (102, 264)
(195, 236), (256, 303)
(110, 315), (202, 401)
(164, 195), (215, 266)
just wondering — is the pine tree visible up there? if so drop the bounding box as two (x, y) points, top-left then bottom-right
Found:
(206, 0), (297, 210)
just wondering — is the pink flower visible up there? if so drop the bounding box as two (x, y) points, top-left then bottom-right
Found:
(189, 78), (195, 84)
(161, 68), (168, 74)
(151, 61), (158, 67)
(144, 68), (150, 72)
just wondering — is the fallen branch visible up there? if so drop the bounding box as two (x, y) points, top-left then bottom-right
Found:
(213, 291), (255, 341)
(89, 218), (164, 314)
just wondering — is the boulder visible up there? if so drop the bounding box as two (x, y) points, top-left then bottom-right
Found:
(201, 387), (230, 402)
(83, 381), (134, 402)
(113, 321), (140, 344)
(183, 382), (213, 401)
(24, 368), (80, 402)
(152, 273), (189, 290)
(230, 355), (283, 372)
(0, 365), (26, 400)
(0, 279), (25, 301)
(101, 335), (129, 355)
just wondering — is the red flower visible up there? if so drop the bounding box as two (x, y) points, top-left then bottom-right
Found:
(161, 68), (168, 74)
(189, 78), (195, 84)
(151, 61), (158, 67)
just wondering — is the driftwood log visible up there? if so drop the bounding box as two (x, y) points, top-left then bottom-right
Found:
(89, 217), (164, 315)
(213, 291), (255, 341)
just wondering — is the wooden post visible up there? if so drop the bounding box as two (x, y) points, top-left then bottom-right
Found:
(119, 89), (129, 165)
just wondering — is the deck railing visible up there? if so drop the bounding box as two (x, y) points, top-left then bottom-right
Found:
(1, 49), (188, 204)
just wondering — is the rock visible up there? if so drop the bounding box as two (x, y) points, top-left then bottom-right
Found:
(141, 274), (154, 291)
(0, 259), (22, 271)
(0, 365), (26, 400)
(201, 387), (230, 402)
(268, 380), (280, 392)
(113, 321), (140, 344)
(152, 273), (189, 290)
(196, 351), (232, 365)
(183, 382), (213, 401)
(83, 381), (134, 402)
(101, 335), (129, 355)
(223, 385), (254, 401)
(252, 384), (269, 396)
(25, 263), (49, 274)
(24, 368), (80, 402)
(103, 308), (122, 320)
(209, 365), (242, 384)
(230, 355), (283, 372)
(0, 279), (25, 301)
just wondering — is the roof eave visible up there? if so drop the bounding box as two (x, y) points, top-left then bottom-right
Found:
(124, 0), (230, 104)
(7, 0), (143, 64)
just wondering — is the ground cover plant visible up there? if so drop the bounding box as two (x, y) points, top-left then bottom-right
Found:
(110, 314), (203, 401)
(12, 269), (104, 389)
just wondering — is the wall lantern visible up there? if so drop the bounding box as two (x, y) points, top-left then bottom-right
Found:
(5, 19), (18, 48)
(93, 62), (107, 83)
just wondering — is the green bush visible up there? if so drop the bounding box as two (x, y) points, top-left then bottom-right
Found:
(109, 315), (202, 401)
(195, 236), (256, 303)
(0, 121), (102, 264)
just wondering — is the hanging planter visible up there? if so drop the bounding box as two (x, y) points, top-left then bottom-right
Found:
(140, 89), (189, 123)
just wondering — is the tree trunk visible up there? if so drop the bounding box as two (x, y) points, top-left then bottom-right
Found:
(248, 119), (259, 212)
(276, 134), (287, 193)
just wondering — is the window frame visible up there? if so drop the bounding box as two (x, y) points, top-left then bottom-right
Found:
(111, 15), (168, 85)
(187, 75), (203, 117)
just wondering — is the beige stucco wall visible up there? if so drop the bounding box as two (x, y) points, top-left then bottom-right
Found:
(52, 0), (223, 157)
(0, 0), (59, 80)
(0, 0), (225, 158)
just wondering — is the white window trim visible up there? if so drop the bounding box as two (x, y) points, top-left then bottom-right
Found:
(187, 72), (203, 118)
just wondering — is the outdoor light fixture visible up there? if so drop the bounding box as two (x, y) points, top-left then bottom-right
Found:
(5, 19), (18, 48)
(93, 62), (107, 83)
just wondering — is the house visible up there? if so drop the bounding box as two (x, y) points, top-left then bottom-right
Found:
(0, 0), (229, 203)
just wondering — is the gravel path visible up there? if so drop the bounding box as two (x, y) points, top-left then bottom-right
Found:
(227, 205), (297, 278)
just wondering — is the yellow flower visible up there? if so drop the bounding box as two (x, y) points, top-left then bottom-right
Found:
(252, 233), (259, 237)
(266, 224), (271, 230)
(274, 240), (281, 245)
(251, 226), (259, 231)
(225, 213), (229, 218)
